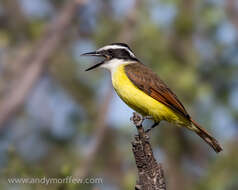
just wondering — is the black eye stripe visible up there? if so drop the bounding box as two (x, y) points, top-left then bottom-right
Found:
(106, 49), (130, 56)
(100, 48), (138, 61)
(117, 49), (130, 56)
(108, 49), (113, 54)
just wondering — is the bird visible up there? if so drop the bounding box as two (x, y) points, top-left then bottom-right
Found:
(81, 43), (222, 153)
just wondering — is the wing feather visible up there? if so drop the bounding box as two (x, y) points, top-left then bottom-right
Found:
(125, 62), (190, 119)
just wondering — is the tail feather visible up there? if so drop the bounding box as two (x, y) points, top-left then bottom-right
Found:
(190, 119), (222, 153)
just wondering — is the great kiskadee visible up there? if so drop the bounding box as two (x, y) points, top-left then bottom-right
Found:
(82, 43), (222, 153)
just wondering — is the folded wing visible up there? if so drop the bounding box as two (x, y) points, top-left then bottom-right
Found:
(125, 62), (190, 119)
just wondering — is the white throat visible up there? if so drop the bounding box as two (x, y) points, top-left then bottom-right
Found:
(100, 59), (129, 74)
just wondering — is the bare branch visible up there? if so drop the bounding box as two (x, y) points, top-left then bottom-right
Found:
(131, 112), (166, 190)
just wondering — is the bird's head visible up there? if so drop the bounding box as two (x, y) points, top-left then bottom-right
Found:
(81, 43), (138, 71)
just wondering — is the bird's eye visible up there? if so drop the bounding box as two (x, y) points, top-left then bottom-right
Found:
(108, 49), (113, 54)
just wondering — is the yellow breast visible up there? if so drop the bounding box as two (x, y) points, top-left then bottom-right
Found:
(111, 64), (189, 125)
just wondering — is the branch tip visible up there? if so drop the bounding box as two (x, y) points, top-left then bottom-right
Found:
(131, 112), (166, 190)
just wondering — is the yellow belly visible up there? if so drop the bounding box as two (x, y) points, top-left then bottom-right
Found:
(111, 64), (190, 126)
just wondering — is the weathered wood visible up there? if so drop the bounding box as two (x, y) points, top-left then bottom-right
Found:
(131, 112), (166, 190)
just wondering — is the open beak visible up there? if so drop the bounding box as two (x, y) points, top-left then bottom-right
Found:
(81, 51), (105, 71)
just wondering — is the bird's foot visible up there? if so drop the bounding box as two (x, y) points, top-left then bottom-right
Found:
(145, 121), (160, 133)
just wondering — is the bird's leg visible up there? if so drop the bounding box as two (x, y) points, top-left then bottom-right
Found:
(130, 113), (158, 133)
(145, 121), (160, 133)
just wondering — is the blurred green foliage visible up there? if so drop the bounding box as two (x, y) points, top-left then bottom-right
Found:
(0, 0), (237, 190)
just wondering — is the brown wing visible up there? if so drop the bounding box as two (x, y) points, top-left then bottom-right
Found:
(125, 62), (190, 119)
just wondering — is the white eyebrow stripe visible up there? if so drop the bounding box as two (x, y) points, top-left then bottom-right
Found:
(98, 45), (135, 57)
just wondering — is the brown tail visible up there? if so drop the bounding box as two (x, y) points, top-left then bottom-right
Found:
(190, 119), (222, 153)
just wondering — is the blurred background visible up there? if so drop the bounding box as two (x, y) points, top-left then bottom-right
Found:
(0, 0), (237, 189)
